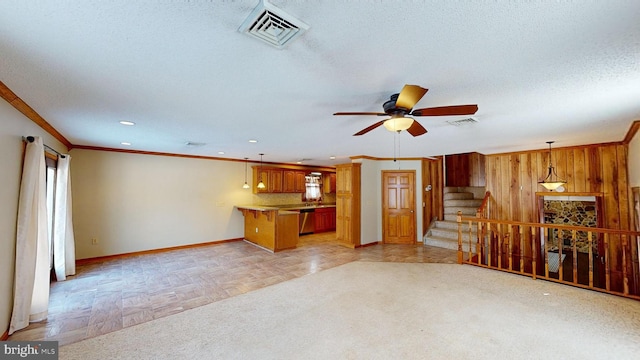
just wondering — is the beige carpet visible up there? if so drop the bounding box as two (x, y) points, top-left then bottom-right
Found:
(60, 262), (640, 359)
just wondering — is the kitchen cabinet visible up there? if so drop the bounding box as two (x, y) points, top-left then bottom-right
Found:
(323, 173), (336, 193)
(314, 207), (336, 232)
(283, 170), (306, 193)
(253, 168), (283, 193)
(336, 163), (361, 248)
(254, 166), (336, 194)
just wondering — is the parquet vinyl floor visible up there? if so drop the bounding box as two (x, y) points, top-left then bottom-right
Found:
(7, 232), (457, 345)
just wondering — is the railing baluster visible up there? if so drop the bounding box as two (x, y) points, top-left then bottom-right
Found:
(604, 233), (610, 292)
(572, 229), (578, 284)
(588, 231), (593, 288)
(467, 219), (473, 262)
(475, 220), (481, 265)
(558, 227), (564, 282)
(531, 226), (537, 280)
(544, 226), (549, 278)
(457, 211), (463, 265)
(622, 234), (629, 295)
(487, 221), (492, 268)
(497, 223), (503, 270)
(508, 225), (513, 271)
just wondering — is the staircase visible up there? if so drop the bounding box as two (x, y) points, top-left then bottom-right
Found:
(424, 186), (485, 253)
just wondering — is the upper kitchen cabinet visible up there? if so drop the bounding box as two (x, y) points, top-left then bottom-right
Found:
(253, 167), (283, 193)
(323, 173), (336, 193)
(283, 170), (306, 193)
(254, 167), (313, 194)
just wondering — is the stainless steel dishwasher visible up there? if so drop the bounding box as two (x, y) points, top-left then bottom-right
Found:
(299, 208), (315, 235)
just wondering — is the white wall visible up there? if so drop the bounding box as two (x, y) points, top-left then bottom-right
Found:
(0, 100), (66, 337)
(629, 127), (640, 187)
(359, 159), (423, 245)
(69, 149), (254, 259)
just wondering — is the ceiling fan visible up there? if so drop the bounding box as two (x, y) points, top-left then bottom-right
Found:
(333, 84), (478, 136)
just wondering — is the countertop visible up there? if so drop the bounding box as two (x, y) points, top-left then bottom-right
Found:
(235, 203), (336, 213)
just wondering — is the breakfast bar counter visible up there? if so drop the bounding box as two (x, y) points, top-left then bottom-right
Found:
(235, 205), (299, 252)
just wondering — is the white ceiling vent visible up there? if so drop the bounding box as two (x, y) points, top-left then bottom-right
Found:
(447, 117), (478, 126)
(238, 1), (309, 49)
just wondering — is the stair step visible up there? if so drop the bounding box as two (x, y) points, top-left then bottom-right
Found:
(433, 220), (475, 231)
(443, 192), (474, 200)
(424, 235), (477, 253)
(444, 207), (478, 215)
(429, 228), (460, 240)
(444, 199), (483, 207)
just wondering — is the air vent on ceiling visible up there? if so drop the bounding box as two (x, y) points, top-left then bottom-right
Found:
(447, 117), (478, 126)
(238, 1), (309, 49)
(185, 141), (207, 147)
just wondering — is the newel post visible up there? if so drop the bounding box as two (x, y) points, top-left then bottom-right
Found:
(457, 211), (463, 264)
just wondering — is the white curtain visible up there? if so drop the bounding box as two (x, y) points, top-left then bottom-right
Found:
(9, 136), (50, 335)
(53, 154), (76, 280)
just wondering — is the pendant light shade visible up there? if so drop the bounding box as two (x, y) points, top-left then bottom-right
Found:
(538, 141), (567, 191)
(257, 153), (266, 189)
(242, 157), (250, 189)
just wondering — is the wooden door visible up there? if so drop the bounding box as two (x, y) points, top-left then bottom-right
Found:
(382, 171), (416, 244)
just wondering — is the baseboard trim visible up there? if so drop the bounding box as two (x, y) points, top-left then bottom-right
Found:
(76, 238), (243, 265)
(1, 329), (8, 340)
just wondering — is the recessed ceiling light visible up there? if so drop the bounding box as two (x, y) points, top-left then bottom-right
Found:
(296, 161), (302, 164)
(121, 142), (131, 146)
(218, 151), (225, 155)
(119, 121), (135, 126)
(329, 156), (336, 160)
(248, 139), (258, 143)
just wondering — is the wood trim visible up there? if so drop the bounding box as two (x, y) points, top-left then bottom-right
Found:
(0, 81), (72, 149)
(73, 145), (336, 170)
(1, 329), (8, 341)
(75, 238), (243, 265)
(487, 141), (627, 157)
(623, 120), (640, 144)
(350, 155), (430, 162)
(535, 192), (604, 197)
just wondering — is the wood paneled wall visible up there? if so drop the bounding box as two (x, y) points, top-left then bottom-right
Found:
(422, 157), (444, 234)
(485, 143), (631, 231)
(446, 152), (486, 187)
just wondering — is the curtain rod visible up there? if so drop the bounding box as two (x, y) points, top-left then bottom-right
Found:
(23, 136), (67, 158)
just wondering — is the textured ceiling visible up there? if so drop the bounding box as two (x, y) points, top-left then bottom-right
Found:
(1, 1), (639, 166)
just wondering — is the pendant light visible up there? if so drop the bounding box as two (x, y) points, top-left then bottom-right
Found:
(538, 141), (567, 191)
(242, 157), (250, 189)
(257, 153), (266, 189)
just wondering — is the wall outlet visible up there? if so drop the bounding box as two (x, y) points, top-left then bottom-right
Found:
(255, 227), (258, 233)
(91, 238), (98, 245)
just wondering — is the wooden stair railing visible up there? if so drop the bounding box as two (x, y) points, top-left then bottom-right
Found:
(456, 211), (640, 300)
(475, 191), (491, 219)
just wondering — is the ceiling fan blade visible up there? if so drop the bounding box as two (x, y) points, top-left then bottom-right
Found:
(334, 112), (387, 116)
(394, 85), (428, 110)
(353, 121), (385, 136)
(411, 104), (478, 116)
(406, 121), (428, 137)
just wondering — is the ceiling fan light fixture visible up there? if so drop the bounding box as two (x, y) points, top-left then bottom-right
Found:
(383, 116), (414, 132)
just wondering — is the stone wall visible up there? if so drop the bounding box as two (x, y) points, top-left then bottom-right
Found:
(544, 200), (598, 253)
